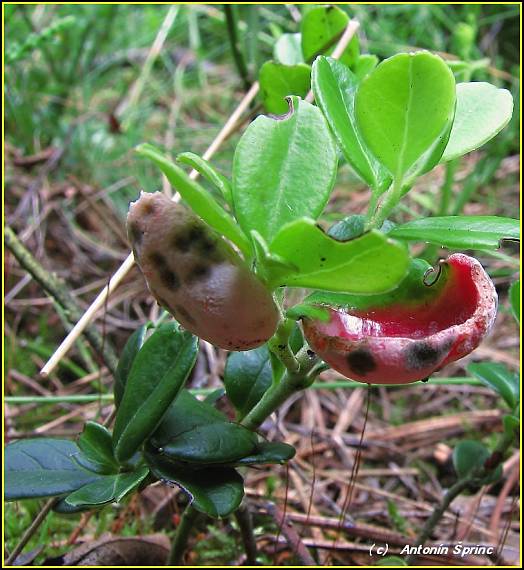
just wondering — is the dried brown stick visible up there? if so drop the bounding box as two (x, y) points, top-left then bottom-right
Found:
(265, 502), (316, 566)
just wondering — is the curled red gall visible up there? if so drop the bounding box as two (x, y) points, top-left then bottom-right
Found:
(303, 254), (498, 385)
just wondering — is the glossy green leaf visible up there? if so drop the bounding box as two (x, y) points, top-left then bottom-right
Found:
(301, 5), (359, 67)
(302, 258), (436, 311)
(441, 82), (513, 162)
(113, 323), (198, 463)
(177, 152), (233, 206)
(259, 61), (311, 114)
(145, 453), (244, 518)
(136, 144), (251, 259)
(151, 389), (226, 448)
(503, 414), (520, 438)
(375, 556), (408, 566)
(355, 52), (456, 182)
(388, 216), (520, 250)
(159, 423), (258, 465)
(353, 54), (378, 80)
(78, 422), (119, 473)
(327, 214), (366, 241)
(234, 441), (296, 466)
(312, 56), (390, 192)
(232, 96), (337, 243)
(267, 218), (409, 293)
(274, 32), (303, 65)
(467, 362), (519, 410)
(5, 439), (102, 501)
(65, 466), (149, 507)
(224, 345), (273, 416)
(114, 324), (149, 409)
(453, 440), (490, 479)
(509, 280), (520, 325)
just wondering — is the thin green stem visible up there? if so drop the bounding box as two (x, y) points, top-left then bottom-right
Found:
(168, 504), (200, 566)
(366, 178), (404, 229)
(241, 347), (320, 431)
(438, 158), (459, 216)
(224, 5), (251, 90)
(267, 317), (299, 373)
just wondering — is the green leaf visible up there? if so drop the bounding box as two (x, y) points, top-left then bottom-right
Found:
(114, 324), (149, 409)
(259, 61), (311, 115)
(353, 54), (378, 80)
(274, 32), (304, 65)
(158, 423), (258, 465)
(312, 56), (390, 192)
(136, 144), (251, 259)
(224, 346), (273, 416)
(5, 439), (103, 501)
(149, 389), (257, 465)
(267, 218), (409, 293)
(467, 362), (519, 410)
(65, 466), (149, 507)
(113, 323), (198, 463)
(441, 82), (513, 162)
(177, 152), (233, 206)
(78, 422), (119, 473)
(355, 52), (456, 182)
(453, 440), (490, 479)
(234, 441), (296, 466)
(301, 5), (359, 67)
(151, 390), (226, 448)
(302, 258), (435, 312)
(388, 216), (520, 250)
(509, 280), (520, 325)
(327, 214), (366, 241)
(232, 96), (337, 243)
(503, 414), (520, 438)
(145, 453), (244, 518)
(375, 556), (407, 566)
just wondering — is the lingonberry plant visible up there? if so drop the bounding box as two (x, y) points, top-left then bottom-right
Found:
(6, 43), (520, 565)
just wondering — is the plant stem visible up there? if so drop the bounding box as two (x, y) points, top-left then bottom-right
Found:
(366, 178), (404, 229)
(5, 226), (118, 375)
(241, 347), (319, 431)
(168, 504), (200, 566)
(235, 502), (259, 565)
(406, 425), (518, 565)
(267, 317), (299, 373)
(438, 158), (458, 216)
(224, 5), (251, 90)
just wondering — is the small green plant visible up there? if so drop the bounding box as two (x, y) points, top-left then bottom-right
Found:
(5, 43), (519, 565)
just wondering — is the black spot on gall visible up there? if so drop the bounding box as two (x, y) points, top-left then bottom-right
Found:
(185, 263), (211, 283)
(347, 349), (376, 376)
(128, 222), (143, 246)
(405, 342), (445, 370)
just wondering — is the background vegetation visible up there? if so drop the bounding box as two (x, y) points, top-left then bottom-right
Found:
(4, 4), (520, 565)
